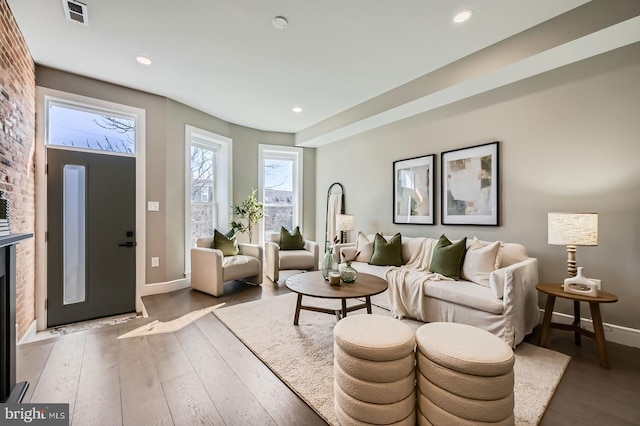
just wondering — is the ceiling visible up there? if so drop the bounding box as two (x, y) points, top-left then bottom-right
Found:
(8, 0), (593, 134)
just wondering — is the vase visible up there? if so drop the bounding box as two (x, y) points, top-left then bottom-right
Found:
(321, 247), (338, 281)
(340, 261), (358, 283)
(563, 267), (591, 289)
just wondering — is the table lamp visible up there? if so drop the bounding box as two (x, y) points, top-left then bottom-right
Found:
(336, 214), (355, 243)
(548, 212), (598, 277)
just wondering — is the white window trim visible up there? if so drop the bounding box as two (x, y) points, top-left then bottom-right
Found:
(184, 125), (232, 275)
(258, 144), (303, 246)
(35, 87), (146, 330)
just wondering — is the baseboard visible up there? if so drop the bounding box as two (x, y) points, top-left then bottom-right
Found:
(141, 277), (191, 296)
(540, 309), (640, 349)
(18, 320), (38, 345)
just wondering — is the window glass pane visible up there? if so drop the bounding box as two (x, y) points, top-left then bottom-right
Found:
(190, 145), (216, 247)
(63, 165), (86, 305)
(49, 104), (135, 154)
(263, 158), (294, 241)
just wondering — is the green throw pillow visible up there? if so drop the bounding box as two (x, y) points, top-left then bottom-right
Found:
(280, 226), (305, 250)
(369, 233), (403, 267)
(213, 229), (239, 256)
(429, 234), (467, 279)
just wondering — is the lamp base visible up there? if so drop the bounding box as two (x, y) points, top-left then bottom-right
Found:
(566, 244), (577, 277)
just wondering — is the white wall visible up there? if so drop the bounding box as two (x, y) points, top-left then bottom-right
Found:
(315, 43), (640, 330)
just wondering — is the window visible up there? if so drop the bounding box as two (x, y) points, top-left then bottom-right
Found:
(47, 101), (136, 154)
(185, 126), (232, 274)
(259, 145), (303, 244)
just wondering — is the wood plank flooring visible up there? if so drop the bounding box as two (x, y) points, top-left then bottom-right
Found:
(17, 274), (640, 425)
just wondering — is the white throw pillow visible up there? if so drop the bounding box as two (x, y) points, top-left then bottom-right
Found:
(462, 240), (502, 287)
(354, 232), (374, 262)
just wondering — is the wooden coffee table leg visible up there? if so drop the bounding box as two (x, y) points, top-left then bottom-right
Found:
(589, 302), (610, 369)
(366, 296), (372, 314)
(539, 294), (556, 347)
(573, 300), (581, 345)
(294, 294), (302, 325)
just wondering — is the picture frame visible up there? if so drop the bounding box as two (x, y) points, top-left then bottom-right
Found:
(393, 154), (435, 225)
(441, 141), (499, 226)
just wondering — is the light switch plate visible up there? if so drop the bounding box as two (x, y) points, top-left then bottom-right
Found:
(151, 257), (159, 267)
(147, 201), (160, 212)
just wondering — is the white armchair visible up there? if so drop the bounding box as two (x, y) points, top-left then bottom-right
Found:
(190, 236), (263, 297)
(265, 233), (319, 282)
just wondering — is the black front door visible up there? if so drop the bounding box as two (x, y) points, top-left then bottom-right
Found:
(47, 148), (136, 327)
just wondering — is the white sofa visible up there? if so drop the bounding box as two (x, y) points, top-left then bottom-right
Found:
(334, 235), (539, 347)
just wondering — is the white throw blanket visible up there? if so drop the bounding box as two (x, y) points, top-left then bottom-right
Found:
(327, 194), (342, 244)
(386, 238), (452, 320)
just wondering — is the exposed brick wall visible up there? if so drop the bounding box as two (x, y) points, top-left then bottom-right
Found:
(0, 0), (36, 340)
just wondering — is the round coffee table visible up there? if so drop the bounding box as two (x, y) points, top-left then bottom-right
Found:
(285, 271), (388, 325)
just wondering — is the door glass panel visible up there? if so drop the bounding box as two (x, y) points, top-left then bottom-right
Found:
(48, 103), (136, 154)
(263, 158), (294, 242)
(63, 165), (86, 305)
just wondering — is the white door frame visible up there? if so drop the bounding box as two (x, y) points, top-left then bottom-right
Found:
(35, 87), (146, 331)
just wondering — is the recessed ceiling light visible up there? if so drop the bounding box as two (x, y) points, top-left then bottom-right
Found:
(272, 16), (288, 30)
(453, 9), (473, 24)
(136, 55), (152, 65)
(292, 107), (302, 113)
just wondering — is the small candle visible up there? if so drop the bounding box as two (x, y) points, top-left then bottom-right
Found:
(328, 272), (341, 285)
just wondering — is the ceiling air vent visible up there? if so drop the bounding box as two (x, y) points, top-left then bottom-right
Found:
(62, 0), (89, 26)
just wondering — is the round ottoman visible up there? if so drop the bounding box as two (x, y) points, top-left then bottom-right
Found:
(333, 315), (416, 425)
(415, 322), (515, 425)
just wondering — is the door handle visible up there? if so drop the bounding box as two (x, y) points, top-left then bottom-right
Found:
(118, 241), (137, 248)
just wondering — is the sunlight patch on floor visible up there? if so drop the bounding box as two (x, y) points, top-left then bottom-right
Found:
(118, 303), (225, 339)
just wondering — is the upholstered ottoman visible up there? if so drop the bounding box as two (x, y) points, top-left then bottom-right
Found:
(333, 315), (416, 425)
(415, 322), (515, 425)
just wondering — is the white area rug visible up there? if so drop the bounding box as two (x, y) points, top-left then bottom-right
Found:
(213, 292), (569, 425)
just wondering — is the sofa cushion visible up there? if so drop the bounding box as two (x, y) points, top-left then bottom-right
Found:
(347, 262), (388, 279)
(423, 280), (504, 314)
(462, 240), (501, 287)
(369, 233), (403, 267)
(213, 229), (239, 256)
(429, 235), (467, 279)
(354, 232), (375, 262)
(499, 243), (528, 267)
(280, 226), (305, 250)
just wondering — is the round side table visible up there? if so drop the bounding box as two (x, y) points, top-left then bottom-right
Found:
(536, 283), (618, 368)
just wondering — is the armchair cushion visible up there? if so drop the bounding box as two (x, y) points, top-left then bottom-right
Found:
(213, 229), (239, 256)
(280, 226), (305, 250)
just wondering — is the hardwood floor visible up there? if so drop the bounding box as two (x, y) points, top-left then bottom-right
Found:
(17, 275), (640, 425)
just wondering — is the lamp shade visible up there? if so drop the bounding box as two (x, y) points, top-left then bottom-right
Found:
(335, 214), (355, 232)
(548, 212), (598, 246)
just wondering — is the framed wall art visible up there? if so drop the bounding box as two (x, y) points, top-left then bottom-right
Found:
(441, 141), (499, 226)
(393, 154), (435, 225)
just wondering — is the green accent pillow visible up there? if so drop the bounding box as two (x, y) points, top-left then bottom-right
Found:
(369, 233), (403, 267)
(213, 229), (239, 256)
(429, 234), (467, 279)
(280, 226), (305, 250)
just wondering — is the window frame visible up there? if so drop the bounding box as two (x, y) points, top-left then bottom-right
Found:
(258, 144), (303, 246)
(184, 125), (232, 275)
(45, 98), (138, 156)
